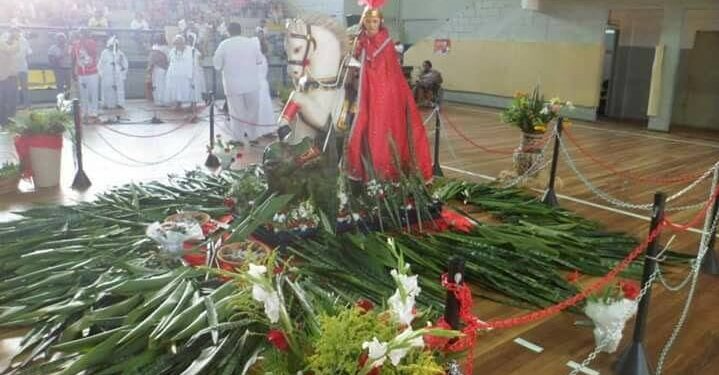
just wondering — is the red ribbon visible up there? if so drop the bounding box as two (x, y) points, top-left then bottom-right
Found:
(14, 135), (63, 178)
(281, 101), (301, 122)
(426, 274), (488, 375)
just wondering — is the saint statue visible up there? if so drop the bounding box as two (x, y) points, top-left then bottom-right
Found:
(345, 0), (433, 183)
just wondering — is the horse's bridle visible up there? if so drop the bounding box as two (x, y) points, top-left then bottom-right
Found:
(287, 23), (317, 78)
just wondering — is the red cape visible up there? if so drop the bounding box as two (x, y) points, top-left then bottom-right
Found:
(346, 28), (433, 182)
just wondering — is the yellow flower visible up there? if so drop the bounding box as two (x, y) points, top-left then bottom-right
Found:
(534, 125), (547, 133)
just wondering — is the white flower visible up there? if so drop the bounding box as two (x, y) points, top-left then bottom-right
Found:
(250, 284), (280, 323)
(247, 264), (280, 323)
(540, 106), (549, 115)
(390, 269), (421, 298)
(273, 213), (287, 223)
(248, 263), (267, 279)
(388, 348), (409, 366)
(352, 213), (361, 221)
(262, 290), (280, 323)
(362, 337), (388, 368)
(388, 291), (416, 325)
(390, 329), (425, 366)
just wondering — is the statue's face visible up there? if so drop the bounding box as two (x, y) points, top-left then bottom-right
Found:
(363, 16), (381, 36)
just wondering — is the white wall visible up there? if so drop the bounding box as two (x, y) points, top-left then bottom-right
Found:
(290, 0), (345, 22)
(683, 10), (719, 48)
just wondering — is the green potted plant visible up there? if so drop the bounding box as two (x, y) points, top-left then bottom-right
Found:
(0, 161), (21, 195)
(9, 109), (70, 188)
(501, 86), (573, 176)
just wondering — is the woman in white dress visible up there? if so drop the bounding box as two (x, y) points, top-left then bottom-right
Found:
(165, 35), (196, 108)
(98, 37), (128, 109)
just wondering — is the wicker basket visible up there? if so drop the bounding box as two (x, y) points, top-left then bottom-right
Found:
(0, 175), (20, 195)
(218, 241), (272, 270)
(164, 211), (211, 226)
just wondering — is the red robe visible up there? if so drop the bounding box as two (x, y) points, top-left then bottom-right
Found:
(346, 28), (433, 182)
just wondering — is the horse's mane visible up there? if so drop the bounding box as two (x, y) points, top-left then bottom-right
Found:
(294, 13), (349, 55)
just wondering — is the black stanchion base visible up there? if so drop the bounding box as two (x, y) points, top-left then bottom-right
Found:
(701, 249), (719, 276)
(614, 343), (653, 375)
(71, 170), (92, 190)
(205, 154), (221, 169)
(150, 116), (164, 124)
(541, 189), (559, 207)
(433, 163), (444, 178)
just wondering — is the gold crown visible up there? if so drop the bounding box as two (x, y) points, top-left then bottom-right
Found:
(363, 8), (383, 19)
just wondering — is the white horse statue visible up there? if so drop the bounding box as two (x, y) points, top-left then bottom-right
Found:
(278, 15), (349, 147)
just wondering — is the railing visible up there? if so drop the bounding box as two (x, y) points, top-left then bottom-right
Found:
(0, 24), (291, 103)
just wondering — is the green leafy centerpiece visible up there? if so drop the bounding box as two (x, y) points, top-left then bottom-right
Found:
(9, 109), (70, 188)
(501, 86), (573, 176)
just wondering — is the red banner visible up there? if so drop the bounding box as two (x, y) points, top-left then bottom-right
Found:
(14, 135), (63, 178)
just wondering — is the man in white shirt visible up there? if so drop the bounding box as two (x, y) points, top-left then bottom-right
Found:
(213, 22), (264, 144)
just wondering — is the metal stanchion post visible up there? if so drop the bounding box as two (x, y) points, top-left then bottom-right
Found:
(702, 167), (719, 275)
(71, 99), (91, 190)
(615, 192), (666, 375)
(541, 117), (563, 207)
(433, 106), (444, 177)
(205, 92), (220, 168)
(444, 256), (465, 375)
(444, 256), (465, 330)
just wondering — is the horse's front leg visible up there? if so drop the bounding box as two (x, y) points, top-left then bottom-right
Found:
(278, 91), (332, 143)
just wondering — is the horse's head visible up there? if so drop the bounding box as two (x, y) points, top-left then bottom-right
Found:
(285, 18), (315, 80)
(284, 15), (347, 82)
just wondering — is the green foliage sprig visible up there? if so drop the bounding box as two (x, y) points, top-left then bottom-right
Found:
(500, 86), (573, 134)
(8, 109), (70, 136)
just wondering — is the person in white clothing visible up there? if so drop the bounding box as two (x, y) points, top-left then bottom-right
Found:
(213, 23), (264, 144)
(165, 35), (197, 109)
(99, 36), (128, 109)
(257, 39), (276, 138)
(147, 34), (169, 106)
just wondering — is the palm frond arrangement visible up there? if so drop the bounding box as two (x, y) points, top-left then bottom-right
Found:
(0, 169), (685, 373)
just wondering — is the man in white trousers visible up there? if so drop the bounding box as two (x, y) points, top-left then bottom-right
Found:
(99, 36), (128, 109)
(71, 30), (100, 121)
(213, 22), (263, 145)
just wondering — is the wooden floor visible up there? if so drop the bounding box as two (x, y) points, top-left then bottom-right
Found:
(2, 102), (719, 374)
(434, 104), (719, 374)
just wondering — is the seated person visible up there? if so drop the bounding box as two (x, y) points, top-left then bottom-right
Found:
(413, 60), (443, 106)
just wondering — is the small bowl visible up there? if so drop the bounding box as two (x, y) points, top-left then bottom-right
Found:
(217, 240), (272, 271)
